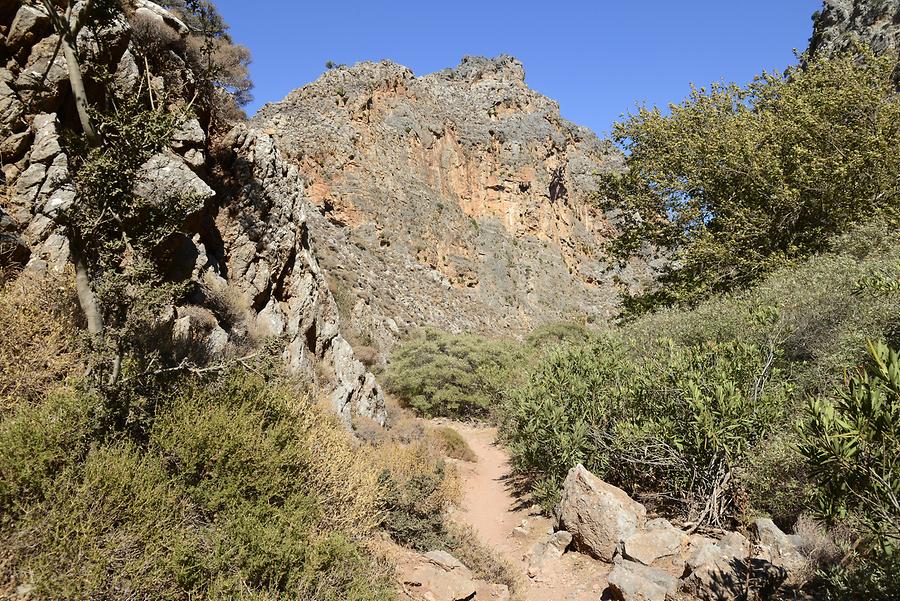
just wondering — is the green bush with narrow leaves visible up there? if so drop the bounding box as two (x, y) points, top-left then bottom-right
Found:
(798, 341), (900, 599)
(503, 335), (790, 525)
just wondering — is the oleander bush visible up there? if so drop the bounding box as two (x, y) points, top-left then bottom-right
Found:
(503, 224), (900, 529)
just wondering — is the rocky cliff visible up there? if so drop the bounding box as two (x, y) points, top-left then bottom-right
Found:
(253, 57), (655, 355)
(809, 0), (900, 61)
(0, 1), (384, 425)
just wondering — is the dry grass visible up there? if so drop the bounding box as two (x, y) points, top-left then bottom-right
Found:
(0, 269), (81, 411)
(299, 400), (386, 537)
(429, 426), (477, 462)
(445, 521), (523, 597)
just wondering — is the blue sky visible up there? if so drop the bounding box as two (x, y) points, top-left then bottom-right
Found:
(214, 0), (821, 137)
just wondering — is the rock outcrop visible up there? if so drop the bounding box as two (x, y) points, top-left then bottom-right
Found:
(395, 548), (510, 601)
(0, 1), (384, 426)
(553, 465), (808, 600)
(253, 56), (657, 355)
(809, 0), (900, 64)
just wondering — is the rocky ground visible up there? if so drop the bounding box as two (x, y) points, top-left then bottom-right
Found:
(393, 423), (822, 601)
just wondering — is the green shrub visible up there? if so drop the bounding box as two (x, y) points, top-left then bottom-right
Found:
(600, 48), (900, 313)
(504, 335), (791, 525)
(626, 223), (900, 396)
(430, 426), (477, 462)
(0, 371), (395, 600)
(383, 328), (522, 418)
(797, 341), (900, 598)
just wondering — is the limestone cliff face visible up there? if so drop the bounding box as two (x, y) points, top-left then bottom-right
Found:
(0, 1), (384, 425)
(809, 0), (900, 61)
(253, 56), (653, 354)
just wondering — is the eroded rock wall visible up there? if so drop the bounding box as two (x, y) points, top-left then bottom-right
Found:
(0, 0), (384, 426)
(253, 56), (657, 356)
(809, 0), (900, 61)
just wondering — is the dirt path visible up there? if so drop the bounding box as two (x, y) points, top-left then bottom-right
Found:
(447, 423), (609, 601)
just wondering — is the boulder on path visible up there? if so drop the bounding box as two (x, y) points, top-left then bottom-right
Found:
(555, 464), (646, 561)
(606, 559), (676, 601)
(622, 518), (688, 567)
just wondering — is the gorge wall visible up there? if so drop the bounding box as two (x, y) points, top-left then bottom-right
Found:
(0, 1), (384, 425)
(809, 0), (900, 61)
(253, 57), (658, 356)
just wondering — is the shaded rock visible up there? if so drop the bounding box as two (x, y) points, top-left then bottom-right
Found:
(682, 556), (787, 601)
(112, 49), (141, 97)
(0, 79), (25, 137)
(752, 518), (809, 583)
(622, 518), (688, 566)
(682, 530), (786, 600)
(555, 464), (646, 561)
(606, 560), (670, 601)
(0, 207), (29, 268)
(15, 36), (69, 111)
(6, 4), (50, 50)
(10, 162), (46, 221)
(0, 130), (32, 161)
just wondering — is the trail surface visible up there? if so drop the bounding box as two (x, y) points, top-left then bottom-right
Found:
(448, 423), (609, 601)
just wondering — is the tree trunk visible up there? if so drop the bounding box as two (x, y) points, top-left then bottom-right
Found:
(60, 35), (100, 146)
(72, 243), (103, 336)
(41, 0), (100, 146)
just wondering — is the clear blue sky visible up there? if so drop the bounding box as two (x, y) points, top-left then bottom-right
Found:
(214, 0), (821, 137)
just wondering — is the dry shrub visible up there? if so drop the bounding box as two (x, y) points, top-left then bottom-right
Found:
(373, 438), (461, 550)
(301, 400), (385, 537)
(0, 269), (80, 409)
(128, 11), (182, 60)
(354, 344), (379, 367)
(444, 521), (522, 595)
(199, 274), (261, 346)
(429, 426), (477, 462)
(788, 515), (846, 588)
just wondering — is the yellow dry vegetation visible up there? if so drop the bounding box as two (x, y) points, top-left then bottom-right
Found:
(0, 269), (81, 410)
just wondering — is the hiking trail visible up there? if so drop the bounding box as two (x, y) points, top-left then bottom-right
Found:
(447, 423), (610, 601)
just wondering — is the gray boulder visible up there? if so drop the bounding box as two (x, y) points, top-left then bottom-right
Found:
(622, 518), (688, 566)
(606, 559), (676, 601)
(752, 518), (809, 583)
(6, 4), (51, 50)
(555, 464), (646, 561)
